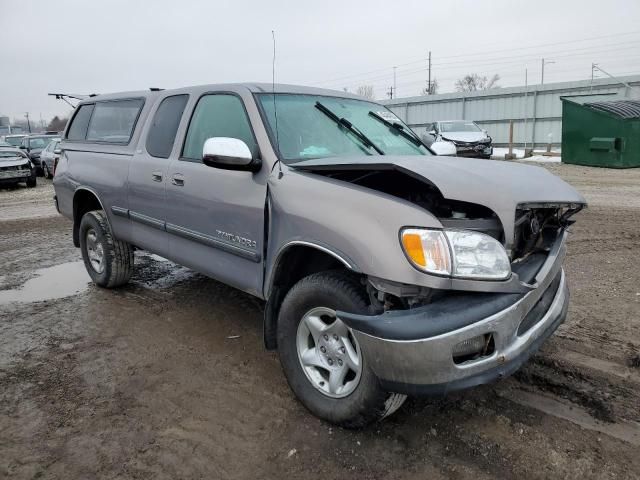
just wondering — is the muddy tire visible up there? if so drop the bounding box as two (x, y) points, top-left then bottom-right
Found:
(26, 176), (36, 188)
(42, 164), (50, 179)
(277, 271), (406, 428)
(79, 210), (133, 288)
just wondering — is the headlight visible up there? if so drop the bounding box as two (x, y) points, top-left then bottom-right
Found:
(400, 228), (511, 280)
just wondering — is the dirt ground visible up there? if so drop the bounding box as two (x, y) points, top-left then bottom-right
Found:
(1, 164), (639, 480)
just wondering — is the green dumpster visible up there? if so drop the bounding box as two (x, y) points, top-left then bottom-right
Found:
(561, 94), (640, 168)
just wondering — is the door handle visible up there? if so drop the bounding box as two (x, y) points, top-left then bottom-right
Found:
(171, 174), (185, 186)
(151, 171), (163, 182)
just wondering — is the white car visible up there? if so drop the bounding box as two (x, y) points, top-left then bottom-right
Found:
(40, 138), (62, 179)
(423, 120), (493, 159)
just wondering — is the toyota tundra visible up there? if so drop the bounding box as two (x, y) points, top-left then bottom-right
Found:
(53, 84), (585, 427)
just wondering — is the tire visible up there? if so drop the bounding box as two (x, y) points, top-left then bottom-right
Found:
(277, 271), (406, 428)
(79, 210), (134, 288)
(43, 163), (50, 179)
(26, 176), (36, 188)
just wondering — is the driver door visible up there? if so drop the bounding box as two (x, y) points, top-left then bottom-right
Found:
(164, 93), (267, 297)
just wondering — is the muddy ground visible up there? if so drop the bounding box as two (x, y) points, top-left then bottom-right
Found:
(1, 164), (639, 480)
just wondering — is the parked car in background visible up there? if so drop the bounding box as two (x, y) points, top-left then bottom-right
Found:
(0, 123), (24, 137)
(54, 83), (585, 427)
(2, 134), (27, 147)
(0, 146), (37, 188)
(423, 120), (493, 159)
(40, 138), (61, 178)
(19, 135), (60, 175)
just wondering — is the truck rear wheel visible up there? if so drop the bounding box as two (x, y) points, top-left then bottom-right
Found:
(277, 271), (406, 428)
(79, 210), (134, 288)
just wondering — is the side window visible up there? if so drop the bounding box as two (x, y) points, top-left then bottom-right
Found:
(67, 104), (95, 141)
(86, 99), (144, 144)
(182, 94), (258, 161)
(146, 94), (189, 158)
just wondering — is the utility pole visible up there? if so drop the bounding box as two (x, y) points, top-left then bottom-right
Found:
(590, 63), (597, 93)
(591, 64), (640, 94)
(393, 66), (397, 98)
(24, 112), (31, 133)
(387, 86), (394, 99)
(427, 51), (432, 94)
(541, 58), (555, 85)
(524, 68), (528, 150)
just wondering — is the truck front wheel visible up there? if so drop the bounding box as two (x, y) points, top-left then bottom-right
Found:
(277, 271), (406, 428)
(79, 210), (134, 288)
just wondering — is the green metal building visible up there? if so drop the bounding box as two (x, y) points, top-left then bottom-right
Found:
(561, 94), (640, 168)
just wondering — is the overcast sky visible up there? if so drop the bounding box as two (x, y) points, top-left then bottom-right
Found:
(2, 0), (640, 123)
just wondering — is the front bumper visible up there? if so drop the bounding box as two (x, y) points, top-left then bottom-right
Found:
(456, 144), (493, 157)
(0, 167), (33, 182)
(338, 232), (568, 395)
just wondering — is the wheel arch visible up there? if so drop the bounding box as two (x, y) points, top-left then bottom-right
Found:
(72, 187), (108, 247)
(263, 242), (360, 350)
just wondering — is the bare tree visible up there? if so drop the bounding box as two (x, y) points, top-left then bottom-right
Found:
(47, 116), (68, 131)
(356, 85), (375, 99)
(421, 78), (440, 95)
(455, 73), (501, 92)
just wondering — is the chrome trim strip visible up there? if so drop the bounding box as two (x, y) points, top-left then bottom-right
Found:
(73, 186), (112, 232)
(129, 210), (166, 230)
(278, 241), (355, 269)
(111, 206), (129, 218)
(166, 222), (261, 263)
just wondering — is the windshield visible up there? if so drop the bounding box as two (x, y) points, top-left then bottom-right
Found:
(5, 136), (23, 146)
(28, 137), (59, 149)
(440, 121), (482, 133)
(257, 94), (430, 163)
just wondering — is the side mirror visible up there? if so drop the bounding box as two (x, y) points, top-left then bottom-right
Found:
(20, 145), (27, 150)
(202, 137), (261, 172)
(482, 129), (488, 135)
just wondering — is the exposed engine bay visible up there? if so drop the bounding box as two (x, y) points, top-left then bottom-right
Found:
(309, 167), (583, 310)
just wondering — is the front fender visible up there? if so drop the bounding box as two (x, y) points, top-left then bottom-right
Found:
(264, 167), (447, 296)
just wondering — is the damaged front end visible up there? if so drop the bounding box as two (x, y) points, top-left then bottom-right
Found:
(287, 156), (585, 393)
(290, 159), (584, 306)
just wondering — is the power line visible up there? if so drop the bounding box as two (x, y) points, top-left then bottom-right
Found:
(323, 42), (640, 91)
(312, 30), (640, 86)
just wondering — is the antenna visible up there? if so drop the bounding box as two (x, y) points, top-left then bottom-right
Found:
(272, 30), (283, 179)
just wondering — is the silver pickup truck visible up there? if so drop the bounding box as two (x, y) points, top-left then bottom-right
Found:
(53, 84), (585, 427)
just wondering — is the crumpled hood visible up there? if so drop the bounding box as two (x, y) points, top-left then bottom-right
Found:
(289, 155), (586, 248)
(0, 156), (31, 168)
(440, 131), (488, 143)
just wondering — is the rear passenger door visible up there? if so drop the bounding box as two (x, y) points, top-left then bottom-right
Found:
(164, 93), (266, 297)
(128, 94), (189, 257)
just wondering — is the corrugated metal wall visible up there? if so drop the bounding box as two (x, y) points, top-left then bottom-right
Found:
(381, 75), (640, 147)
